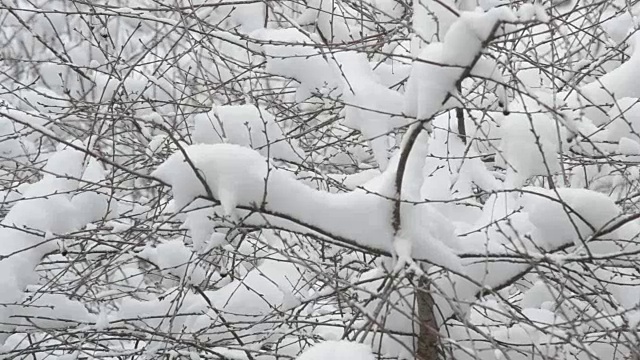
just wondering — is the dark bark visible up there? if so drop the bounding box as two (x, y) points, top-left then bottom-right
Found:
(417, 278), (440, 360)
(456, 107), (466, 144)
(456, 82), (466, 144)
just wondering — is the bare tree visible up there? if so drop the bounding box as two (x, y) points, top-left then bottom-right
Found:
(1, 0), (640, 359)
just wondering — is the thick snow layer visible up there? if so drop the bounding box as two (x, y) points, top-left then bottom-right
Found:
(6, 144), (86, 234)
(591, 267), (640, 310)
(297, 0), (373, 43)
(448, 319), (631, 360)
(521, 280), (558, 309)
(185, 254), (305, 342)
(116, 253), (305, 344)
(297, 0), (402, 42)
(252, 29), (408, 167)
(572, 34), (640, 124)
(251, 28), (342, 102)
(326, 169), (381, 190)
(405, 8), (519, 120)
(0, 108), (47, 166)
(153, 143), (462, 270)
(411, 0), (457, 51)
(180, 202), (222, 253)
(10, 87), (69, 112)
(421, 112), (500, 224)
(296, 341), (375, 360)
(192, 104), (302, 162)
(186, 0), (265, 33)
(139, 239), (208, 285)
(0, 143), (98, 341)
(498, 98), (562, 186)
(372, 62), (412, 90)
(14, 293), (94, 330)
(604, 98), (640, 142)
(433, 185), (638, 321)
(70, 158), (113, 224)
(601, 7), (640, 45)
(336, 52), (407, 169)
(519, 187), (623, 250)
(353, 268), (416, 357)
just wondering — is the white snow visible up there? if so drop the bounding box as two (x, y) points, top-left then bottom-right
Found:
(569, 34), (640, 124)
(296, 341), (375, 360)
(498, 98), (562, 186)
(252, 29), (409, 167)
(251, 28), (342, 102)
(139, 239), (208, 285)
(2, 1), (638, 359)
(116, 252), (306, 344)
(405, 8), (519, 120)
(14, 293), (94, 330)
(153, 143), (462, 270)
(519, 187), (623, 250)
(192, 104), (302, 162)
(0, 142), (101, 340)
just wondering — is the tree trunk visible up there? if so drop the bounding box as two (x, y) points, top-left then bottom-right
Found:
(417, 278), (440, 360)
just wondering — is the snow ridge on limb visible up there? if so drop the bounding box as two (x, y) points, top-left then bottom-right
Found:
(0, 143), (110, 342)
(391, 7), (541, 262)
(153, 143), (463, 272)
(432, 186), (640, 322)
(404, 6), (542, 120)
(250, 29), (407, 168)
